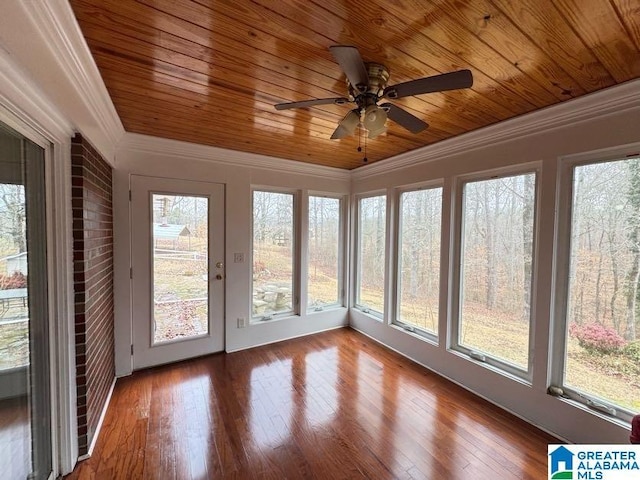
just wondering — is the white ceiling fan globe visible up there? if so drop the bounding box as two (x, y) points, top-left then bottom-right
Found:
(363, 104), (387, 138)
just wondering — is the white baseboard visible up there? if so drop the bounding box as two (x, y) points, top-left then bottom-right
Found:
(77, 376), (116, 461)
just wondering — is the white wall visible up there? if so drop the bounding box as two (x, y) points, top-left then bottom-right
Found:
(350, 81), (640, 444)
(113, 135), (351, 376)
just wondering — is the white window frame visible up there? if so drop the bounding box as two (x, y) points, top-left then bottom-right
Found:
(0, 106), (75, 475)
(551, 144), (640, 424)
(306, 192), (347, 313)
(250, 187), (300, 322)
(393, 181), (444, 343)
(449, 165), (541, 381)
(353, 191), (388, 320)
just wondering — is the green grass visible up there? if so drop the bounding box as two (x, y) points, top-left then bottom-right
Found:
(0, 321), (29, 369)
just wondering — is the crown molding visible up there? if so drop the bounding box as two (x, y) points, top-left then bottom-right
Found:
(1, 1), (124, 163)
(119, 133), (352, 181)
(352, 79), (640, 180)
(30, 1), (124, 157)
(0, 45), (73, 143)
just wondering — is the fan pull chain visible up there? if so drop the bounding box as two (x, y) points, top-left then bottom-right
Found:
(363, 130), (368, 163)
(355, 123), (368, 163)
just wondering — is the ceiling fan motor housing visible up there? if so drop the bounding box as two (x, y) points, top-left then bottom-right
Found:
(348, 63), (390, 104)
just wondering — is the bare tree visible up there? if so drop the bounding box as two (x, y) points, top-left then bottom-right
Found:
(0, 184), (26, 252)
(624, 159), (640, 341)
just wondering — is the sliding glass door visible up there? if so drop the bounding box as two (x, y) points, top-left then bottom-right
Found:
(0, 122), (51, 479)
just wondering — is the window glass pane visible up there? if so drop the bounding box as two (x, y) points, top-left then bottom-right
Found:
(356, 195), (386, 315)
(308, 196), (341, 310)
(252, 191), (294, 319)
(398, 188), (442, 335)
(0, 183), (28, 370)
(459, 173), (535, 370)
(564, 158), (640, 414)
(152, 194), (209, 343)
(0, 124), (51, 479)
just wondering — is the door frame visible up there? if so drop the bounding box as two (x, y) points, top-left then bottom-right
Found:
(0, 101), (76, 475)
(130, 175), (226, 369)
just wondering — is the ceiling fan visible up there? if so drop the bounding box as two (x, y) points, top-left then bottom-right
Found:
(274, 45), (473, 140)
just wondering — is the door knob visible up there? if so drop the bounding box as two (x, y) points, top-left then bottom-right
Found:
(215, 274), (223, 280)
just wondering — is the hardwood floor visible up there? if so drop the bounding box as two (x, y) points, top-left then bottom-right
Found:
(0, 396), (30, 480)
(65, 328), (556, 479)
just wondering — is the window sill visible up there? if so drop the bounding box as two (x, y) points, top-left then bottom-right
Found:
(447, 347), (533, 387)
(351, 307), (383, 322)
(549, 391), (635, 428)
(390, 322), (438, 346)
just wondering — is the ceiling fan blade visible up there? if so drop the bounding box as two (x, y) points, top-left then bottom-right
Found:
(381, 103), (428, 134)
(329, 45), (369, 91)
(331, 109), (360, 139)
(383, 69), (473, 99)
(274, 97), (349, 110)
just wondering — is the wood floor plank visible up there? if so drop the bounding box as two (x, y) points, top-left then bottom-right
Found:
(64, 328), (557, 479)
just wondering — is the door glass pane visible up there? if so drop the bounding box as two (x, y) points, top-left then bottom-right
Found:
(252, 191), (294, 320)
(397, 188), (442, 335)
(459, 173), (536, 371)
(356, 195), (386, 316)
(308, 196), (341, 311)
(152, 194), (208, 344)
(0, 123), (51, 479)
(564, 158), (640, 415)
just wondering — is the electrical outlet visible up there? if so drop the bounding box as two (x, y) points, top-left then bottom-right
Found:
(237, 317), (246, 328)
(234, 252), (245, 263)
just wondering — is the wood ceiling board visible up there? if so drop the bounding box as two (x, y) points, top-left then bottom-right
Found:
(310, 0), (561, 107)
(93, 47), (474, 141)
(69, 0), (640, 170)
(490, 0), (618, 89)
(551, 0), (640, 81)
(96, 56), (445, 151)
(611, 0), (640, 51)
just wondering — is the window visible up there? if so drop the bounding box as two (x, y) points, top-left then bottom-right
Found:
(454, 172), (537, 376)
(396, 187), (442, 337)
(252, 190), (295, 321)
(355, 194), (386, 317)
(0, 122), (52, 478)
(308, 195), (343, 311)
(555, 155), (640, 421)
(151, 194), (208, 343)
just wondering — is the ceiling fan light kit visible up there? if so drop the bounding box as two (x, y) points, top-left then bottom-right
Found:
(331, 109), (360, 139)
(274, 45), (474, 142)
(363, 104), (387, 139)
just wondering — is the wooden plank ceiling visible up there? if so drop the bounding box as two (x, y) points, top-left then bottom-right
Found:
(70, 0), (640, 170)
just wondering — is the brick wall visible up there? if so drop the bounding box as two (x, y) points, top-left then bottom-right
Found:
(71, 133), (115, 456)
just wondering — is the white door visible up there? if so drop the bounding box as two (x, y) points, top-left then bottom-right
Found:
(131, 175), (225, 369)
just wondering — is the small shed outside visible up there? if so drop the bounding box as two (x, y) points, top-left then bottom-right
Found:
(3, 252), (28, 276)
(153, 223), (192, 250)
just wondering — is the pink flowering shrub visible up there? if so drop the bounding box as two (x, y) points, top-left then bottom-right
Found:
(569, 322), (626, 354)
